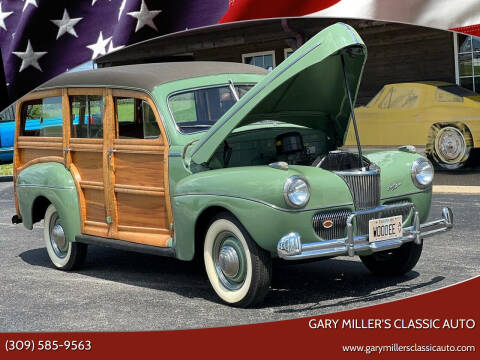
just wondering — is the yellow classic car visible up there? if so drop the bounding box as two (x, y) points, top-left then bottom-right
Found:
(345, 82), (480, 169)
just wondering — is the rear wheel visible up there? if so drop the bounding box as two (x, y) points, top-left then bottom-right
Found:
(429, 125), (472, 170)
(360, 241), (423, 276)
(44, 204), (87, 270)
(203, 213), (271, 307)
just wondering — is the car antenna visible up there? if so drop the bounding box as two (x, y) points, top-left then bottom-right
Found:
(341, 52), (365, 170)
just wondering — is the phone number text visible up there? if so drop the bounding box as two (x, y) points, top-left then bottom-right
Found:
(5, 339), (92, 352)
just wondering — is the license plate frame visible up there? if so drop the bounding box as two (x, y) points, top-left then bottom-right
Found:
(368, 215), (403, 243)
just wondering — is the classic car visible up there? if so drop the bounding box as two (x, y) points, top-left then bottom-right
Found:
(344, 82), (480, 169)
(0, 103), (16, 163)
(12, 23), (453, 307)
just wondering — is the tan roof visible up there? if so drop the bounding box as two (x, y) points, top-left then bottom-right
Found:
(38, 62), (267, 92)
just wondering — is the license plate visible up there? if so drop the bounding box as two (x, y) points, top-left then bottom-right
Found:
(368, 215), (403, 243)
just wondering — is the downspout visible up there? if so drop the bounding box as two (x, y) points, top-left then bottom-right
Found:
(281, 19), (304, 49)
(341, 53), (364, 170)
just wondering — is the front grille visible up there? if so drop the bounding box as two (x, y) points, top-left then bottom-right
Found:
(312, 210), (350, 240)
(312, 170), (413, 239)
(383, 200), (412, 222)
(312, 202), (413, 239)
(337, 169), (380, 210)
(336, 169), (381, 235)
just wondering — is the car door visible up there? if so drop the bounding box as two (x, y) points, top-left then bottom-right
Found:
(66, 88), (110, 238)
(106, 89), (172, 247)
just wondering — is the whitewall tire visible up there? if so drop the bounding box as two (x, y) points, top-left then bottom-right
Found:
(204, 213), (271, 307)
(44, 204), (87, 270)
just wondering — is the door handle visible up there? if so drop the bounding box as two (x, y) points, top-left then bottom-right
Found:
(107, 148), (117, 161)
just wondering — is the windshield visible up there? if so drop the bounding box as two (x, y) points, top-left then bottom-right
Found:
(169, 84), (254, 134)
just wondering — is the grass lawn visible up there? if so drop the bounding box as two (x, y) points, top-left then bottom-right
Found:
(0, 163), (13, 176)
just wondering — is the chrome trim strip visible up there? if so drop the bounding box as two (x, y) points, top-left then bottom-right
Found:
(168, 152), (182, 157)
(0, 147), (13, 153)
(380, 189), (430, 201)
(16, 184), (74, 190)
(340, 22), (359, 43)
(190, 40), (324, 160)
(334, 169), (379, 176)
(173, 192), (353, 213)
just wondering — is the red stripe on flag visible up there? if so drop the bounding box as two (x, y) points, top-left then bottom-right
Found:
(219, 0), (341, 23)
(451, 24), (480, 37)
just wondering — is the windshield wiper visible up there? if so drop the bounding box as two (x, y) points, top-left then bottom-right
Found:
(179, 124), (212, 129)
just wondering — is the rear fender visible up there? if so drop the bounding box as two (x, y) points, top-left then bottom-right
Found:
(16, 162), (82, 243)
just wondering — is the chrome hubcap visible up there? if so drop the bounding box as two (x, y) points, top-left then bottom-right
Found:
(213, 233), (247, 290)
(49, 214), (68, 258)
(219, 245), (240, 278)
(436, 128), (465, 162)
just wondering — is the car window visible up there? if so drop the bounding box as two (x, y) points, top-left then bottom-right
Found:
(21, 96), (63, 137)
(0, 103), (16, 123)
(169, 84), (254, 134)
(379, 87), (419, 109)
(365, 87), (385, 108)
(435, 85), (474, 102)
(378, 88), (393, 109)
(114, 97), (160, 139)
(70, 95), (104, 138)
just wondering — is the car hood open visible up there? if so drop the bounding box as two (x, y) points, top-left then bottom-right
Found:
(189, 22), (367, 167)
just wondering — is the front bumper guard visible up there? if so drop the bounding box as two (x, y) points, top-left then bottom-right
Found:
(277, 203), (453, 260)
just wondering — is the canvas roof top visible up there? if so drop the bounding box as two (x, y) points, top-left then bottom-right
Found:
(38, 62), (267, 92)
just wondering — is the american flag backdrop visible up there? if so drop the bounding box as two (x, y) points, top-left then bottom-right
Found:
(0, 0), (228, 109)
(1, 0), (480, 110)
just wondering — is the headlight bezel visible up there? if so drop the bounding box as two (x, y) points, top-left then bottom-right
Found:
(283, 175), (311, 208)
(411, 158), (434, 189)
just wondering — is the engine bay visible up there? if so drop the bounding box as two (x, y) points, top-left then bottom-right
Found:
(208, 126), (372, 171)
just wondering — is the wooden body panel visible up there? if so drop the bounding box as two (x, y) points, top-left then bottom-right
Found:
(14, 87), (173, 248)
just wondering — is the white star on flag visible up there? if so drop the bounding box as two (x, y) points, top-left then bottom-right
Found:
(0, 3), (13, 31)
(128, 0), (162, 32)
(87, 31), (112, 59)
(13, 40), (47, 72)
(22, 0), (38, 12)
(51, 9), (83, 39)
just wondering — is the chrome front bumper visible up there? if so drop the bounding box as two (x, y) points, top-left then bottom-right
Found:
(277, 203), (453, 260)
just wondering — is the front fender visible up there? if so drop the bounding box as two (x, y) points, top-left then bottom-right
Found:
(16, 162), (82, 243)
(172, 193), (354, 260)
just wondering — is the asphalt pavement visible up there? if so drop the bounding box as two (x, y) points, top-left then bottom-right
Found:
(0, 181), (478, 332)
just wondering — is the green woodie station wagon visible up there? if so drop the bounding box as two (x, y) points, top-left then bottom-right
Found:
(12, 23), (453, 307)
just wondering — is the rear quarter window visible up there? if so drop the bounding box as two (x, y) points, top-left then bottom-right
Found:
(21, 96), (63, 137)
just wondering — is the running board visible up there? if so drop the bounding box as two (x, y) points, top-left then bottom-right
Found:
(75, 234), (176, 258)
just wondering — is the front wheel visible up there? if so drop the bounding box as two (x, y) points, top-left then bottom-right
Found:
(44, 204), (87, 270)
(204, 213), (272, 307)
(360, 241), (423, 276)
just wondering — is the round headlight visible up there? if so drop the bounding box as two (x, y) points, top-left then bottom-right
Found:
(411, 158), (434, 188)
(284, 175), (310, 208)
